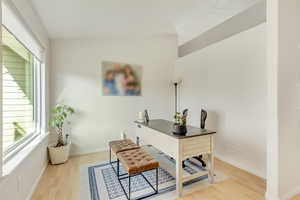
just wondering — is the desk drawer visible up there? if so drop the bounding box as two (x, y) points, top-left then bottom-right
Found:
(182, 135), (212, 160)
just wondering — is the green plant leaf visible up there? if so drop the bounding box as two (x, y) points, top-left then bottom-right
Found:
(67, 107), (75, 113)
(63, 112), (67, 118)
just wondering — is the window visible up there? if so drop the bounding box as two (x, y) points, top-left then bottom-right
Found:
(2, 26), (41, 156)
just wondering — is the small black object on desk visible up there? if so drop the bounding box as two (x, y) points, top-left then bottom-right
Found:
(144, 109), (149, 124)
(201, 109), (207, 130)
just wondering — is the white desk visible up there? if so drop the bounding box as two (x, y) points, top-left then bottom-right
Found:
(135, 119), (216, 197)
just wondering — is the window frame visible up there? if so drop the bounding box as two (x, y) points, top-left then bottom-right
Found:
(2, 25), (43, 161)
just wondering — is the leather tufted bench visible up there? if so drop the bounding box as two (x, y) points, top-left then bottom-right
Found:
(116, 148), (159, 200)
(109, 139), (140, 154)
(118, 149), (159, 175)
(109, 139), (140, 176)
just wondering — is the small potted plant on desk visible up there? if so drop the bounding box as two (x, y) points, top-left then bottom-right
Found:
(48, 104), (75, 164)
(173, 109), (188, 135)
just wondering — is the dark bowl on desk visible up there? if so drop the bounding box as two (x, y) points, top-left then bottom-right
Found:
(172, 124), (187, 135)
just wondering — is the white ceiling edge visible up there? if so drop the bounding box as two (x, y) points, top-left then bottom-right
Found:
(179, 0), (266, 57)
(48, 32), (178, 42)
(176, 0), (264, 45)
(29, 0), (263, 44)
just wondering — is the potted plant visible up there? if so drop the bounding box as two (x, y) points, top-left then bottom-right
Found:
(48, 104), (75, 164)
(173, 109), (188, 135)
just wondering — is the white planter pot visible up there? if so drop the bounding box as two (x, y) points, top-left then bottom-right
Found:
(48, 142), (71, 164)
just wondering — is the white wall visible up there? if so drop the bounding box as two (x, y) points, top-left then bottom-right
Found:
(50, 35), (177, 155)
(265, 0), (279, 198)
(175, 23), (267, 178)
(0, 0), (50, 199)
(0, 138), (48, 200)
(269, 0), (300, 199)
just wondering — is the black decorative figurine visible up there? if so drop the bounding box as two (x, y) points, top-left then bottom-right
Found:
(200, 109), (207, 130)
(144, 109), (149, 124)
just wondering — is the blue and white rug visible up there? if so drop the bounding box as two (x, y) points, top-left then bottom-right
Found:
(80, 146), (227, 200)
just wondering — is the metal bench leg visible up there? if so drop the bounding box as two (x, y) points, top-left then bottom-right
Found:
(118, 168), (159, 200)
(110, 153), (127, 177)
(109, 147), (111, 164)
(128, 175), (131, 200)
(156, 168), (158, 193)
(117, 159), (120, 177)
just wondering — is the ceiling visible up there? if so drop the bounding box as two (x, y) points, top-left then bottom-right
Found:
(30, 0), (261, 45)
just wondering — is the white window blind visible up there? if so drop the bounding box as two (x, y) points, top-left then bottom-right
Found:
(2, 1), (43, 60)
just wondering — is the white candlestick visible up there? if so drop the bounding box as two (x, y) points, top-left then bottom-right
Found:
(138, 111), (145, 122)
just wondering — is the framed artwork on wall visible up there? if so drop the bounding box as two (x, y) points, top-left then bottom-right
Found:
(102, 61), (142, 96)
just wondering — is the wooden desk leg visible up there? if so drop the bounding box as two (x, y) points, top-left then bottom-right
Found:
(208, 153), (215, 184)
(208, 135), (215, 184)
(176, 157), (183, 197)
(176, 141), (183, 197)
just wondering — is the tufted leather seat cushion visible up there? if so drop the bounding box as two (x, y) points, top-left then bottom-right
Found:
(117, 149), (159, 175)
(109, 139), (140, 154)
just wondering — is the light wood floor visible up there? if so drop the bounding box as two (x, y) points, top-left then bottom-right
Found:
(292, 194), (300, 200)
(32, 151), (267, 200)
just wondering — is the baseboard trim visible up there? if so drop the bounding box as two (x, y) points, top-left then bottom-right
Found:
(265, 191), (280, 200)
(26, 163), (47, 200)
(215, 153), (265, 179)
(70, 147), (109, 157)
(281, 185), (300, 200)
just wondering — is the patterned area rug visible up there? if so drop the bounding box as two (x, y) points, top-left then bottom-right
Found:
(80, 146), (227, 200)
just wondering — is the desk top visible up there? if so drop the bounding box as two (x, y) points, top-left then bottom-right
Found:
(135, 119), (216, 139)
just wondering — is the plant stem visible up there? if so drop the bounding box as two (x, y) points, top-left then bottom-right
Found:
(56, 126), (64, 147)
